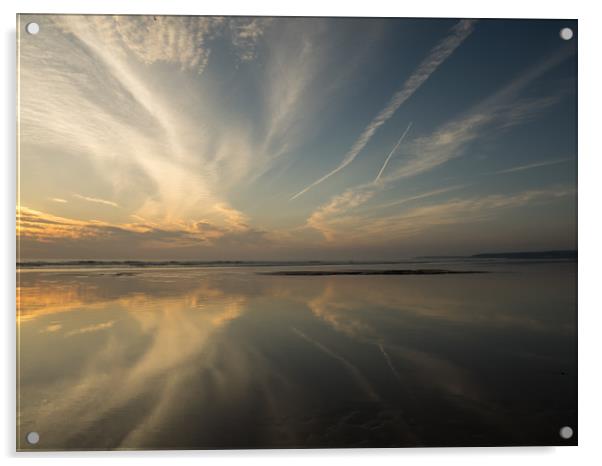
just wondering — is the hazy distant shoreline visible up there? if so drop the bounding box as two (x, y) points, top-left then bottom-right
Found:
(470, 250), (577, 260)
(259, 269), (488, 276)
(16, 250), (577, 269)
(16, 259), (426, 269)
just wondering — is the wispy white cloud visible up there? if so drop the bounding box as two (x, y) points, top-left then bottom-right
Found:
(290, 19), (477, 200)
(307, 187), (376, 241)
(310, 187), (575, 244)
(18, 16), (575, 260)
(372, 185), (468, 211)
(381, 97), (564, 185)
(21, 16), (259, 230)
(17, 206), (271, 260)
(229, 18), (272, 62)
(306, 184), (465, 241)
(356, 188), (576, 241)
(110, 16), (222, 73)
(489, 157), (573, 175)
(305, 94), (564, 240)
(54, 16), (271, 74)
(306, 120), (416, 239)
(379, 46), (574, 185)
(74, 194), (119, 208)
(304, 46), (575, 241)
(20, 16), (334, 233)
(65, 320), (117, 337)
(40, 322), (62, 334)
(253, 21), (341, 181)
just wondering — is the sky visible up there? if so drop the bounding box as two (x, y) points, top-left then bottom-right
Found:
(17, 15), (577, 261)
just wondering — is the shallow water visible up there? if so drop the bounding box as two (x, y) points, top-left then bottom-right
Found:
(17, 262), (577, 449)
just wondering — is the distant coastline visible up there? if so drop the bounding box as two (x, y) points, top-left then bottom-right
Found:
(260, 269), (488, 276)
(471, 250), (577, 260)
(16, 260), (421, 269)
(16, 250), (577, 269)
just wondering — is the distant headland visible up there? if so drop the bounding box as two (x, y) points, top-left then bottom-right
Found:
(471, 250), (577, 260)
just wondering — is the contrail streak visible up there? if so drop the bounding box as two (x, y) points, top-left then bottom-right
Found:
(490, 157), (572, 175)
(290, 19), (477, 200)
(74, 194), (119, 208)
(374, 122), (413, 183)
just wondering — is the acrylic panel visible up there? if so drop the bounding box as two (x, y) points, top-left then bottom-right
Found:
(16, 15), (577, 450)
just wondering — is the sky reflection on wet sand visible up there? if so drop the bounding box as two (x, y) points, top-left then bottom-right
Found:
(17, 263), (576, 449)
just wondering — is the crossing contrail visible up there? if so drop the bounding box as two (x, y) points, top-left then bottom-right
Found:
(374, 122), (413, 183)
(289, 19), (477, 200)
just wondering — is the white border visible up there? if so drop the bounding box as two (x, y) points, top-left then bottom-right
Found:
(3, 1), (601, 465)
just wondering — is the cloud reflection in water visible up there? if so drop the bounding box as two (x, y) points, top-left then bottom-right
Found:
(18, 263), (576, 449)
